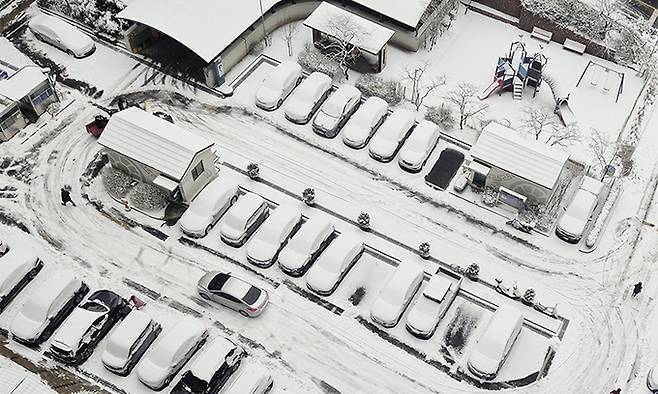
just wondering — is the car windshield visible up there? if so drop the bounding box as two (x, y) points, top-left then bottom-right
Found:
(208, 273), (231, 292)
(242, 286), (262, 305)
(224, 210), (248, 229)
(257, 222), (281, 243)
(21, 299), (48, 322)
(180, 371), (208, 392)
(567, 193), (595, 218)
(89, 290), (119, 308)
(80, 301), (108, 313)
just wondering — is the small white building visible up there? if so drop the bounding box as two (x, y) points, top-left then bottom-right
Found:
(0, 96), (27, 142)
(468, 122), (570, 206)
(98, 107), (218, 203)
(0, 67), (58, 119)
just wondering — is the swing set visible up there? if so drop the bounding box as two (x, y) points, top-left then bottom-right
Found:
(575, 60), (624, 102)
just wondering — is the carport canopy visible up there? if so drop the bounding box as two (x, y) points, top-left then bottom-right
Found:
(304, 2), (394, 55)
(116, 0), (279, 63)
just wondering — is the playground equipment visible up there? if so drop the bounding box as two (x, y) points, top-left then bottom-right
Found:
(576, 60), (624, 103)
(479, 40), (576, 126)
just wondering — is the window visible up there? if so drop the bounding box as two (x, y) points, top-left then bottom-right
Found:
(30, 83), (54, 106)
(0, 107), (22, 131)
(191, 161), (204, 180)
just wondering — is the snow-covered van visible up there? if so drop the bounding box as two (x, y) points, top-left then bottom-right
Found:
(556, 176), (604, 243)
(467, 305), (523, 380)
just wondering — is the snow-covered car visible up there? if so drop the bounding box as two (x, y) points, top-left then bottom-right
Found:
(0, 238), (8, 256)
(220, 193), (269, 247)
(398, 120), (440, 172)
(467, 305), (523, 380)
(312, 84), (362, 138)
(50, 290), (130, 365)
(222, 363), (273, 394)
(0, 247), (44, 313)
(28, 14), (96, 58)
(10, 271), (88, 347)
(171, 336), (245, 394)
(306, 233), (364, 296)
(284, 72), (333, 124)
(255, 61), (303, 111)
(406, 276), (461, 339)
(101, 310), (162, 376)
(368, 109), (416, 162)
(370, 263), (424, 328)
(179, 179), (240, 238)
(197, 271), (269, 317)
(555, 176), (604, 243)
(247, 205), (302, 268)
(137, 318), (208, 391)
(342, 96), (388, 149)
(647, 364), (658, 392)
(278, 215), (335, 277)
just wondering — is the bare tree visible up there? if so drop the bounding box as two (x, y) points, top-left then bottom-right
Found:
(445, 82), (488, 130)
(316, 14), (367, 80)
(547, 124), (581, 147)
(281, 22), (299, 57)
(588, 128), (616, 176)
(402, 63), (446, 110)
(520, 105), (557, 140)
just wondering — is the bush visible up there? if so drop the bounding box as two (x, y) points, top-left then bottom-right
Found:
(298, 44), (341, 81)
(247, 163), (260, 180)
(425, 104), (455, 129)
(129, 182), (168, 211)
(102, 166), (133, 199)
(302, 187), (315, 206)
(464, 263), (479, 281)
(357, 212), (370, 230)
(355, 74), (403, 106)
(418, 242), (431, 259)
(37, 0), (128, 37)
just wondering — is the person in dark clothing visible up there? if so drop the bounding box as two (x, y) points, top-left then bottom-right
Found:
(632, 282), (642, 297)
(60, 187), (76, 206)
(610, 388), (621, 394)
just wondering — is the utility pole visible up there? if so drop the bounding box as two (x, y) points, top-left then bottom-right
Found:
(259, 0), (270, 46)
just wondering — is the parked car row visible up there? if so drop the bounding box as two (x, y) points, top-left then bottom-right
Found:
(180, 179), (367, 310)
(255, 61), (441, 173)
(0, 242), (272, 393)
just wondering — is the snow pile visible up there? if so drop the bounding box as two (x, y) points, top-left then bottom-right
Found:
(297, 44), (341, 81)
(37, 0), (128, 37)
(355, 74), (403, 106)
(101, 166), (133, 199)
(585, 182), (622, 248)
(128, 182), (168, 211)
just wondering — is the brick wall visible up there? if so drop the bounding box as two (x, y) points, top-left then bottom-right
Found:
(473, 0), (522, 17)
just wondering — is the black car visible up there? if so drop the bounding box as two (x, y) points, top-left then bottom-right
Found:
(171, 337), (245, 394)
(49, 290), (130, 365)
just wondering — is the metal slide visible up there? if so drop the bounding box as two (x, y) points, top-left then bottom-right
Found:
(542, 71), (577, 126)
(478, 81), (500, 100)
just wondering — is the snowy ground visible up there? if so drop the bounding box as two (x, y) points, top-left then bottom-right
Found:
(2, 3), (658, 394)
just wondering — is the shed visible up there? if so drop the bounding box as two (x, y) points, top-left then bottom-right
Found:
(0, 67), (58, 118)
(0, 96), (27, 142)
(304, 2), (394, 72)
(468, 122), (569, 205)
(97, 107), (218, 203)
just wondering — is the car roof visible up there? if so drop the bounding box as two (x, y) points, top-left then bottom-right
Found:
(326, 84), (361, 105)
(379, 109), (415, 136)
(153, 318), (205, 360)
(108, 311), (152, 348)
(31, 14), (77, 34)
(219, 277), (252, 298)
(223, 364), (270, 394)
(268, 61), (301, 83)
(351, 96), (388, 122)
(189, 337), (238, 381)
(261, 205), (300, 229)
(230, 193), (265, 216)
(0, 247), (38, 287)
(383, 263), (424, 296)
(28, 271), (77, 310)
(195, 179), (238, 202)
(319, 232), (362, 264)
(422, 275), (453, 302)
(295, 216), (332, 242)
(302, 72), (332, 87)
(409, 120), (439, 141)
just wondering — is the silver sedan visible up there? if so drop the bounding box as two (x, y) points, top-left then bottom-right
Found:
(197, 271), (269, 317)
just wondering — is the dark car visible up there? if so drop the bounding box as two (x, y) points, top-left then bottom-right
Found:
(171, 337), (245, 394)
(49, 290), (130, 365)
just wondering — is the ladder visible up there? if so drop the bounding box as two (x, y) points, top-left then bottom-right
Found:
(513, 78), (523, 100)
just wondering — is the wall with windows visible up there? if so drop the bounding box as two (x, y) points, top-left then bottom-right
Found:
(178, 148), (218, 202)
(0, 103), (27, 141)
(27, 81), (57, 116)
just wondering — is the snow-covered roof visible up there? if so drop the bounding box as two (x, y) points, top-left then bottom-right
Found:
(98, 107), (213, 180)
(189, 337), (237, 381)
(350, 0), (432, 28)
(470, 122), (570, 189)
(0, 67), (48, 102)
(304, 2), (394, 54)
(116, 0), (279, 63)
(0, 37), (36, 74)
